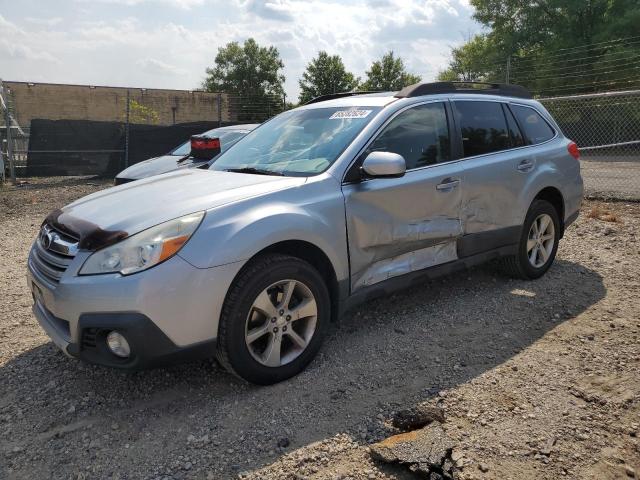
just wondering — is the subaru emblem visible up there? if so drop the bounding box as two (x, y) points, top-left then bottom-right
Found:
(40, 229), (53, 250)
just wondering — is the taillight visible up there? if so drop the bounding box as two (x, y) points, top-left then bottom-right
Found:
(191, 137), (220, 150)
(567, 141), (580, 160)
(190, 136), (221, 160)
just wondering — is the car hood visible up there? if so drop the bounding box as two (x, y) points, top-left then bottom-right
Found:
(58, 169), (306, 241)
(116, 155), (208, 180)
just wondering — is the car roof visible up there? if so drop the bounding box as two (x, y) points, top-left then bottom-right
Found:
(297, 92), (542, 111)
(214, 123), (260, 131)
(299, 82), (535, 110)
(199, 124), (259, 138)
(298, 92), (398, 110)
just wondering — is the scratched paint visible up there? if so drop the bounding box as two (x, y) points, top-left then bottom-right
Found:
(342, 159), (467, 293)
(353, 240), (458, 288)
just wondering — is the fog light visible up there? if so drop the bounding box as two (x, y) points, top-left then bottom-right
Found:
(106, 331), (131, 358)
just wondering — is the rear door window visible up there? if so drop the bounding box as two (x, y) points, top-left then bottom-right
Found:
(454, 101), (511, 157)
(511, 105), (555, 144)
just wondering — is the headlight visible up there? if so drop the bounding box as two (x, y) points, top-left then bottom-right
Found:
(79, 212), (204, 275)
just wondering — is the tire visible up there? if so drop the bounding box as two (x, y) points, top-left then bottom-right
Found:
(500, 199), (561, 280)
(216, 253), (330, 385)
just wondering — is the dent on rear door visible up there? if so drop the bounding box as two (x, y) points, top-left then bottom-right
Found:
(344, 168), (464, 291)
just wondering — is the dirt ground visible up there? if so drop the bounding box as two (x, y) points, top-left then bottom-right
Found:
(1, 177), (639, 480)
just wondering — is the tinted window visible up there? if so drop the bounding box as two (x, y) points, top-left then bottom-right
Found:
(504, 106), (525, 147)
(512, 105), (555, 144)
(367, 103), (450, 169)
(454, 101), (510, 157)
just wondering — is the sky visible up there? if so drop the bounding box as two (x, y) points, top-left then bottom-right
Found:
(0, 0), (480, 101)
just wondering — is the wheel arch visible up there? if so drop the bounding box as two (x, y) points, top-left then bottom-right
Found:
(233, 240), (343, 322)
(533, 186), (565, 236)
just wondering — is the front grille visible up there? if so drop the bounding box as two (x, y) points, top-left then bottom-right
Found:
(30, 224), (78, 285)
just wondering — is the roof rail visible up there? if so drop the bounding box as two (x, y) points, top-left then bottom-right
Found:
(304, 91), (380, 105)
(395, 82), (532, 99)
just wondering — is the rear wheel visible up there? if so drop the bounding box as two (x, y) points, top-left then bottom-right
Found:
(216, 254), (330, 385)
(500, 200), (560, 279)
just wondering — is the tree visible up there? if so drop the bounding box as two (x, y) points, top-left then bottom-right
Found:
(203, 38), (285, 98)
(362, 51), (421, 91)
(437, 35), (504, 83)
(298, 52), (360, 104)
(124, 100), (160, 124)
(439, 0), (640, 95)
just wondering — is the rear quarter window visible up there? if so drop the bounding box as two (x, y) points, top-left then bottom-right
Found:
(512, 105), (555, 145)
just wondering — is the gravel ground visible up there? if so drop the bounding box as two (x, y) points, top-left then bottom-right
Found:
(581, 160), (640, 200)
(1, 177), (639, 480)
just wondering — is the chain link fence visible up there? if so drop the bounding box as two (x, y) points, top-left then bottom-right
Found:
(0, 81), (286, 180)
(2, 80), (639, 200)
(539, 90), (640, 200)
(226, 94), (286, 123)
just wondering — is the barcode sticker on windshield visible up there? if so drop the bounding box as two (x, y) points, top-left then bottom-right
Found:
(330, 109), (372, 120)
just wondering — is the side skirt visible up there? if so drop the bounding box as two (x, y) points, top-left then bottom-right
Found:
(340, 243), (517, 315)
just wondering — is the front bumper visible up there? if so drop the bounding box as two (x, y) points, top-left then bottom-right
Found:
(28, 246), (244, 369)
(32, 303), (215, 369)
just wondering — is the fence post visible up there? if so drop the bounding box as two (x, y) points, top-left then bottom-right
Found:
(505, 56), (511, 84)
(1, 139), (5, 184)
(124, 90), (130, 168)
(283, 93), (286, 112)
(217, 93), (222, 127)
(4, 104), (15, 183)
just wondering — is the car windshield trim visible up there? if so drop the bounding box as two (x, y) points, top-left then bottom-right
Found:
(211, 106), (382, 177)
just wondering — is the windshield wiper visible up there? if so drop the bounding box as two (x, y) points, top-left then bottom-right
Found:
(224, 167), (284, 176)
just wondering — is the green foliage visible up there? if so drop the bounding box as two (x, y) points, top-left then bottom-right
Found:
(203, 38), (285, 98)
(439, 0), (640, 95)
(126, 100), (160, 124)
(361, 51), (421, 91)
(298, 51), (360, 104)
(437, 35), (504, 83)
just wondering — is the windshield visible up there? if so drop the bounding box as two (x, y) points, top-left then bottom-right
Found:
(211, 106), (382, 176)
(171, 129), (249, 156)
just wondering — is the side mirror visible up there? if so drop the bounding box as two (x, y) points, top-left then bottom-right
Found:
(190, 136), (221, 160)
(361, 151), (406, 178)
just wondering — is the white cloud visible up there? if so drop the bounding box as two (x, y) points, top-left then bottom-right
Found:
(25, 17), (64, 27)
(0, 1), (480, 99)
(240, 0), (295, 21)
(75, 0), (205, 8)
(0, 38), (59, 62)
(0, 14), (26, 36)
(137, 57), (187, 75)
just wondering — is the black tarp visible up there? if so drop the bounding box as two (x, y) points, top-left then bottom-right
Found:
(26, 119), (236, 176)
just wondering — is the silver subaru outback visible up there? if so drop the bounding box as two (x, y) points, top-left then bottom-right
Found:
(28, 82), (583, 384)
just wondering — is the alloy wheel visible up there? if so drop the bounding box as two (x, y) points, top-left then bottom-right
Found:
(527, 213), (555, 268)
(244, 279), (318, 367)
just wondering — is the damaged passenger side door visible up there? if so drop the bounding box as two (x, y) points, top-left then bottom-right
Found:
(342, 101), (465, 292)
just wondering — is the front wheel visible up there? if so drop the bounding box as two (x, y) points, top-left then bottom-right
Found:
(500, 200), (561, 279)
(216, 254), (330, 385)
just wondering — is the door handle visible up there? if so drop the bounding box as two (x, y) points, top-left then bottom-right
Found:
(517, 159), (535, 172)
(436, 178), (460, 191)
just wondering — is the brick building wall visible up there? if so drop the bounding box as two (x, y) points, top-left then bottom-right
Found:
(4, 81), (229, 127)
